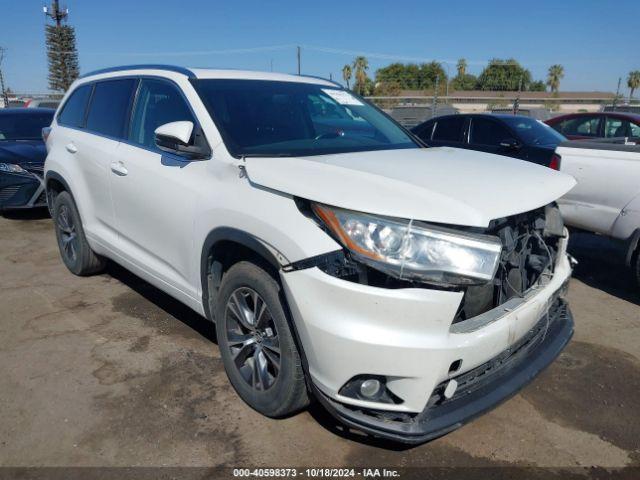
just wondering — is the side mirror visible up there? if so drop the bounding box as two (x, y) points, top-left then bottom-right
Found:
(499, 138), (521, 150)
(154, 121), (210, 160)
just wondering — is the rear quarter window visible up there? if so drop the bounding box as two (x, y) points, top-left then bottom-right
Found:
(57, 84), (93, 128)
(85, 79), (137, 138)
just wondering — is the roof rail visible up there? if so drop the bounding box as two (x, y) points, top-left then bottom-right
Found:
(80, 64), (195, 79)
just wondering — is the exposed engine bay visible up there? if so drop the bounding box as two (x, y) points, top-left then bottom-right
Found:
(285, 203), (565, 320)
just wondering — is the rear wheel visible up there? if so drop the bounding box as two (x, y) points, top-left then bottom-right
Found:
(53, 191), (106, 276)
(633, 248), (640, 290)
(215, 261), (308, 417)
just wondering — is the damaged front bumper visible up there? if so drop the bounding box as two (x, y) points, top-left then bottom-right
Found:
(0, 168), (47, 211)
(280, 236), (574, 443)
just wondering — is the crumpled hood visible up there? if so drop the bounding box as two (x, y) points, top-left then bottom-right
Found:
(245, 147), (577, 228)
(0, 141), (47, 166)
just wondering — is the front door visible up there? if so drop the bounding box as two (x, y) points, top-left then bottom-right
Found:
(110, 78), (205, 300)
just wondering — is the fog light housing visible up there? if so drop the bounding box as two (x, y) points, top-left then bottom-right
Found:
(359, 379), (382, 399)
(338, 375), (402, 404)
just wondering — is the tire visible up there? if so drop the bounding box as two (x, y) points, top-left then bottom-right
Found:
(215, 261), (309, 418)
(633, 248), (640, 290)
(52, 191), (106, 276)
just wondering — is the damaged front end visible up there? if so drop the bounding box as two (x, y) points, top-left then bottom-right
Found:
(286, 202), (568, 317)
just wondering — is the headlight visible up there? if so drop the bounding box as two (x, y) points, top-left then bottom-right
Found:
(312, 203), (502, 286)
(0, 163), (28, 174)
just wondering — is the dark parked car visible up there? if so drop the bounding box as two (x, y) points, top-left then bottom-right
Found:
(0, 108), (54, 211)
(545, 112), (640, 142)
(411, 114), (565, 169)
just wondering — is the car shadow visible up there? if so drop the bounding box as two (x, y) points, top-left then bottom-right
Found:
(1, 207), (50, 220)
(567, 232), (640, 307)
(104, 261), (218, 343)
(103, 261), (420, 448)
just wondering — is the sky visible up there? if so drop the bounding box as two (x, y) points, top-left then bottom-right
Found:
(1, 0), (639, 94)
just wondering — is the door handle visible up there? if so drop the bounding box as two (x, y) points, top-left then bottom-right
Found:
(65, 143), (78, 154)
(110, 161), (128, 176)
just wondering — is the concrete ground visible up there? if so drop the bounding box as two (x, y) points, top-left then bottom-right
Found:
(1, 210), (639, 477)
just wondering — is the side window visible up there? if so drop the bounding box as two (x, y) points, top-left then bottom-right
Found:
(85, 79), (137, 138)
(57, 84), (92, 128)
(128, 79), (195, 149)
(413, 121), (435, 141)
(630, 122), (640, 138)
(560, 116), (600, 136)
(432, 117), (465, 142)
(470, 118), (512, 146)
(604, 117), (631, 138)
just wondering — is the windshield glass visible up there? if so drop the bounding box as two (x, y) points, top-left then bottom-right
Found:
(0, 112), (54, 141)
(501, 116), (566, 146)
(193, 79), (418, 157)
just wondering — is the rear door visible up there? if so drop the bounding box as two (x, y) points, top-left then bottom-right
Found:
(53, 79), (136, 245)
(468, 117), (522, 159)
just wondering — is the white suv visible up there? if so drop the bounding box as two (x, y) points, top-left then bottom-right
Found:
(44, 65), (577, 443)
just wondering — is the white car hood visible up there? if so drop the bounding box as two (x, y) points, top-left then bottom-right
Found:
(244, 147), (577, 227)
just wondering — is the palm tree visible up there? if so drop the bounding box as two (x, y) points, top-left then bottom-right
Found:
(352, 56), (369, 95)
(546, 64), (564, 94)
(342, 64), (352, 90)
(456, 58), (467, 77)
(628, 71), (640, 102)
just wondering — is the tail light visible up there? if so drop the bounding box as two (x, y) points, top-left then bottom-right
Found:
(549, 153), (561, 170)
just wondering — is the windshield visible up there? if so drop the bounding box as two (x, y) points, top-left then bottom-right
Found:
(501, 116), (566, 146)
(0, 112), (54, 141)
(193, 79), (418, 157)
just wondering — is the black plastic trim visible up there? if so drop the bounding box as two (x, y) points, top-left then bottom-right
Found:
(200, 227), (282, 321)
(313, 304), (574, 444)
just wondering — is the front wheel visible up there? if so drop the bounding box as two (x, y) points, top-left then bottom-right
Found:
(215, 261), (308, 418)
(52, 191), (106, 276)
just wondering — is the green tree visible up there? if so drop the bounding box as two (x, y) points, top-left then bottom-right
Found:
(456, 58), (467, 77)
(450, 73), (478, 91)
(529, 80), (546, 92)
(627, 70), (640, 102)
(45, 24), (79, 92)
(342, 64), (352, 89)
(353, 56), (369, 95)
(546, 64), (564, 94)
(477, 59), (532, 91)
(375, 61), (446, 91)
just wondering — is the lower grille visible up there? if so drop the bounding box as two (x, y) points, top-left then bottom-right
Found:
(429, 298), (568, 407)
(0, 185), (20, 202)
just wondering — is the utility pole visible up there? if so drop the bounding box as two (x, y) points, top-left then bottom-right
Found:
(513, 75), (522, 115)
(296, 46), (301, 75)
(44, 0), (68, 26)
(432, 74), (439, 115)
(612, 77), (622, 111)
(270, 59), (273, 72)
(0, 47), (9, 108)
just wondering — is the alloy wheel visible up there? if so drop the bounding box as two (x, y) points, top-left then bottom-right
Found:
(225, 287), (281, 391)
(57, 205), (78, 263)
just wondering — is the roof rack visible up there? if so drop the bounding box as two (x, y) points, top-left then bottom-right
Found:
(80, 64), (195, 79)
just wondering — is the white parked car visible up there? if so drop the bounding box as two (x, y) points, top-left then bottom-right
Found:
(44, 65), (576, 443)
(557, 140), (640, 285)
